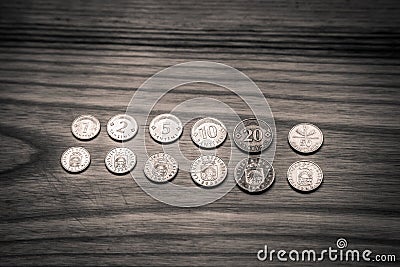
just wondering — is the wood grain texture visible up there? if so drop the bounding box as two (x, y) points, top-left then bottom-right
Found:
(0, 0), (399, 266)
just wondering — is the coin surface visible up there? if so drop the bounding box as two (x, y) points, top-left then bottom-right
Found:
(233, 118), (273, 153)
(288, 123), (323, 154)
(105, 147), (136, 174)
(144, 153), (179, 183)
(149, 114), (183, 143)
(190, 155), (228, 187)
(234, 157), (275, 193)
(191, 117), (227, 149)
(71, 115), (101, 140)
(61, 147), (91, 173)
(107, 114), (138, 141)
(287, 160), (323, 192)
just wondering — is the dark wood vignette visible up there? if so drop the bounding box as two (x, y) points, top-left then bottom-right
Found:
(0, 0), (399, 266)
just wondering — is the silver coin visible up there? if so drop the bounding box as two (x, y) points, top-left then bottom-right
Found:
(234, 157), (275, 193)
(61, 147), (91, 173)
(107, 114), (138, 141)
(144, 153), (179, 183)
(105, 147), (136, 174)
(71, 115), (101, 140)
(149, 114), (183, 143)
(288, 123), (323, 154)
(233, 118), (273, 153)
(191, 117), (227, 149)
(287, 160), (323, 192)
(190, 155), (227, 187)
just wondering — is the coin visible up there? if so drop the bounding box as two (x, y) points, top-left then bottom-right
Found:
(61, 147), (91, 173)
(233, 118), (273, 153)
(234, 157), (275, 193)
(71, 115), (101, 140)
(287, 160), (323, 192)
(190, 155), (227, 187)
(288, 123), (323, 154)
(191, 117), (227, 149)
(149, 114), (183, 143)
(144, 153), (179, 183)
(107, 114), (138, 141)
(105, 147), (136, 174)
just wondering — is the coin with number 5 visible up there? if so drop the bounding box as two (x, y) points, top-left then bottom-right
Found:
(149, 114), (183, 143)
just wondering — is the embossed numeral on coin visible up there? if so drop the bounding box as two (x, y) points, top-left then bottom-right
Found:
(243, 128), (263, 142)
(233, 119), (273, 153)
(149, 114), (183, 144)
(107, 114), (138, 142)
(199, 125), (218, 139)
(288, 123), (323, 154)
(116, 121), (128, 133)
(71, 115), (101, 140)
(191, 118), (227, 149)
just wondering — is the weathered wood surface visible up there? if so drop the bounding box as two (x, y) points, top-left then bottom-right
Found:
(0, 0), (399, 266)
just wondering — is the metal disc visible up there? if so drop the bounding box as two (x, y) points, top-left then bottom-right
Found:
(288, 123), (323, 154)
(71, 115), (101, 140)
(191, 117), (227, 149)
(107, 114), (138, 141)
(234, 157), (275, 193)
(61, 147), (91, 173)
(149, 114), (183, 143)
(287, 160), (323, 192)
(233, 118), (273, 153)
(144, 153), (179, 183)
(105, 147), (136, 174)
(190, 155), (228, 187)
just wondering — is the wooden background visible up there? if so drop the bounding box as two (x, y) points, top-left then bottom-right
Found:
(0, 0), (399, 266)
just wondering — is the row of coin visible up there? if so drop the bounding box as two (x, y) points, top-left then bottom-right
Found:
(61, 146), (322, 193)
(71, 114), (138, 141)
(65, 113), (324, 192)
(70, 114), (274, 153)
(70, 114), (324, 154)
